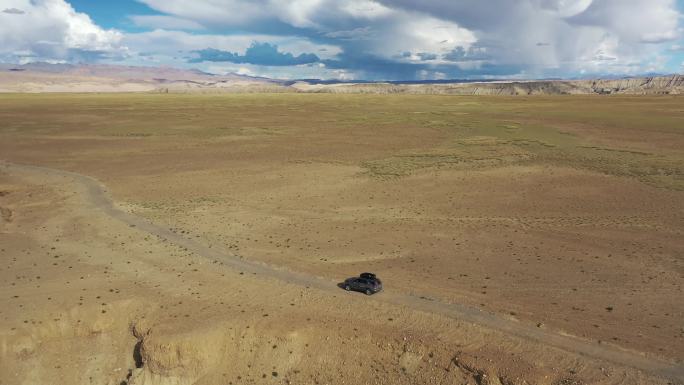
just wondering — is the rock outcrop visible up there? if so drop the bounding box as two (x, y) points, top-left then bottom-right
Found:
(292, 75), (684, 95)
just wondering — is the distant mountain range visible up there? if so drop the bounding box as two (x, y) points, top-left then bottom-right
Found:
(1, 63), (682, 95)
(0, 63), (281, 93)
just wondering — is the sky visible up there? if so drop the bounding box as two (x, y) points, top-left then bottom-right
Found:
(1, 0), (683, 80)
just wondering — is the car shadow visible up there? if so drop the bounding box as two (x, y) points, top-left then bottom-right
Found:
(336, 281), (381, 295)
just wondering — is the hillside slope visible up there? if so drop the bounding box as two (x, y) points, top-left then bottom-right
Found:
(293, 75), (684, 95)
(0, 63), (283, 93)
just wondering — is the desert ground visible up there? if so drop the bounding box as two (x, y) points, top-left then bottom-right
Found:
(0, 93), (682, 385)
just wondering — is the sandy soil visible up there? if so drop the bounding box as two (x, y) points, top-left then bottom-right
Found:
(0, 94), (682, 385)
(1, 162), (679, 385)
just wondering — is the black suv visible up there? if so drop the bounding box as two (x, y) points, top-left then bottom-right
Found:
(343, 273), (383, 295)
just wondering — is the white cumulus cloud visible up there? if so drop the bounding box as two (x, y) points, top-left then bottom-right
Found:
(0, 0), (124, 62)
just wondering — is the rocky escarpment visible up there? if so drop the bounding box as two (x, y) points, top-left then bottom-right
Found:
(291, 75), (684, 95)
(0, 299), (149, 385)
(577, 75), (684, 95)
(123, 317), (573, 385)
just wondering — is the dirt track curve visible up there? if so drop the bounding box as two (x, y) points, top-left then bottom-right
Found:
(5, 162), (684, 383)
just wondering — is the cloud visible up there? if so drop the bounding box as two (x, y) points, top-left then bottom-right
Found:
(1, 0), (681, 79)
(122, 29), (340, 61)
(117, 29), (341, 77)
(324, 27), (374, 40)
(191, 42), (320, 65)
(0, 0), (124, 62)
(135, 0), (476, 62)
(443, 46), (490, 62)
(136, 0), (395, 29)
(128, 0), (681, 78)
(538, 0), (594, 17)
(417, 53), (437, 61)
(3, 8), (25, 14)
(376, 0), (681, 75)
(569, 0), (680, 43)
(136, 0), (270, 27)
(129, 15), (206, 31)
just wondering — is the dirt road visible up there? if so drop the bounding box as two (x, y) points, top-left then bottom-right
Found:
(5, 161), (683, 383)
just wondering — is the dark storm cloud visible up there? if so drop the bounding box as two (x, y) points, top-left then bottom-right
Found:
(191, 42), (320, 66)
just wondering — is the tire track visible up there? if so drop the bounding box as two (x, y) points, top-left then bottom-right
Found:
(5, 162), (683, 383)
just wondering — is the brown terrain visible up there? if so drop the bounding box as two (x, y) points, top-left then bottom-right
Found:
(0, 92), (683, 385)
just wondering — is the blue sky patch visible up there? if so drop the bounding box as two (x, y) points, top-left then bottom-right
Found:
(1, 0), (682, 80)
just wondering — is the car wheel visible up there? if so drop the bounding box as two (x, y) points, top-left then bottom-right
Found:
(344, 285), (351, 291)
(365, 289), (372, 295)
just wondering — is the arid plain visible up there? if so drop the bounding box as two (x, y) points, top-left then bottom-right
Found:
(1, 94), (682, 385)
